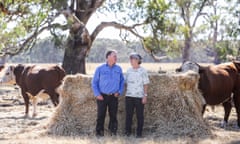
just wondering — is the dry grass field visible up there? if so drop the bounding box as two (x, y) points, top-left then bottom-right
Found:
(0, 63), (240, 144)
(86, 62), (181, 74)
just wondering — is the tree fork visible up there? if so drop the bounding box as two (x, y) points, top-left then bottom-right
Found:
(62, 10), (91, 74)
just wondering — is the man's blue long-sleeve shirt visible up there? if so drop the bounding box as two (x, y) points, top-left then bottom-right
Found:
(92, 63), (124, 97)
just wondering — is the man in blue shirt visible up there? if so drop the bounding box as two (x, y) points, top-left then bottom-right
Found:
(92, 50), (124, 137)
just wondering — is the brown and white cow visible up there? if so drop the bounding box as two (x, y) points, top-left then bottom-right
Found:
(176, 61), (240, 128)
(0, 64), (65, 117)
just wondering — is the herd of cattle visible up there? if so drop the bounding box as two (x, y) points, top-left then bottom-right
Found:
(1, 61), (240, 129)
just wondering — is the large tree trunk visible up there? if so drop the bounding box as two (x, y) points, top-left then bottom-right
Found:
(212, 4), (220, 64)
(213, 51), (220, 64)
(182, 36), (192, 62)
(62, 45), (86, 74)
(212, 25), (221, 64)
(62, 22), (91, 74)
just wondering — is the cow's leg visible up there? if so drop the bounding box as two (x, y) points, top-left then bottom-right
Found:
(47, 90), (59, 106)
(21, 91), (30, 118)
(202, 104), (207, 115)
(221, 98), (232, 128)
(32, 96), (38, 118)
(30, 90), (47, 117)
(52, 93), (59, 106)
(233, 93), (240, 128)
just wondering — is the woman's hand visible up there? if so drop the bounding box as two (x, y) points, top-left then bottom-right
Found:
(142, 96), (147, 104)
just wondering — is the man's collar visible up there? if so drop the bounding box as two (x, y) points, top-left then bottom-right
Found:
(106, 62), (115, 67)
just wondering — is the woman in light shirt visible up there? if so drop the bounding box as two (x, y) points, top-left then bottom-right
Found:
(124, 52), (150, 138)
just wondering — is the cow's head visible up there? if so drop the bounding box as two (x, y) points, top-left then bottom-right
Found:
(176, 61), (200, 73)
(0, 65), (16, 84)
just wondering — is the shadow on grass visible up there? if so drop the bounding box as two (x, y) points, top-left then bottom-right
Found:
(0, 115), (48, 120)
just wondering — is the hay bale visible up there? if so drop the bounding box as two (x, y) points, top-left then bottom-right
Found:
(47, 74), (95, 136)
(145, 71), (209, 137)
(47, 72), (210, 137)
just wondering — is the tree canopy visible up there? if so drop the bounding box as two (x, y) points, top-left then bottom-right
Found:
(0, 0), (239, 73)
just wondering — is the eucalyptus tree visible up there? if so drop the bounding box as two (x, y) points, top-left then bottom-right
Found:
(144, 0), (240, 63)
(202, 0), (240, 63)
(0, 0), (172, 74)
(131, 0), (210, 62)
(1, 0), (238, 74)
(166, 0), (209, 62)
(133, 0), (215, 62)
(222, 0), (240, 60)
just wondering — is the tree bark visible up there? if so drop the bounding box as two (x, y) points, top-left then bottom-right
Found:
(182, 36), (191, 62)
(61, 0), (100, 74)
(62, 45), (87, 74)
(62, 22), (91, 74)
(212, 1), (220, 64)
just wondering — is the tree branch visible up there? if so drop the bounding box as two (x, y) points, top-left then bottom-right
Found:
(90, 21), (169, 62)
(181, 7), (187, 23)
(74, 0), (104, 24)
(3, 22), (68, 56)
(140, 40), (168, 62)
(90, 21), (145, 43)
(192, 0), (208, 28)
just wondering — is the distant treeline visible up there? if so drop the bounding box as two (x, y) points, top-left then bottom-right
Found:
(9, 38), (214, 63)
(9, 38), (156, 63)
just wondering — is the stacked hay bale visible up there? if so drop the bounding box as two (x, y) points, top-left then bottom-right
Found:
(47, 72), (210, 137)
(47, 74), (96, 136)
(145, 71), (209, 137)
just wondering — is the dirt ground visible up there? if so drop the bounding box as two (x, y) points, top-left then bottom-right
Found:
(1, 85), (240, 144)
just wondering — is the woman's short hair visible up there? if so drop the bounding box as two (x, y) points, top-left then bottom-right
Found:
(129, 52), (142, 64)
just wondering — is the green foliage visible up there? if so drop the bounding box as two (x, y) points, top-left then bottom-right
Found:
(146, 0), (171, 32)
(216, 40), (238, 62)
(143, 36), (181, 57)
(134, 0), (181, 57)
(1, 0), (239, 64)
(0, 0), (52, 54)
(179, 25), (191, 38)
(49, 0), (67, 10)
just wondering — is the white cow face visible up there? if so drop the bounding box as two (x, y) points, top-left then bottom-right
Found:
(0, 65), (16, 84)
(180, 61), (199, 73)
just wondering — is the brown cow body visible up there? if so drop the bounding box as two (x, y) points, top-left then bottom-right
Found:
(0, 64), (65, 117)
(177, 61), (240, 128)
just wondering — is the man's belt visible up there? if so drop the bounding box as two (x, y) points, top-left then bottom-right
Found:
(101, 93), (114, 96)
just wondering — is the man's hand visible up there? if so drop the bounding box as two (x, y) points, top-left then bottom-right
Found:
(114, 92), (119, 97)
(96, 95), (104, 101)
